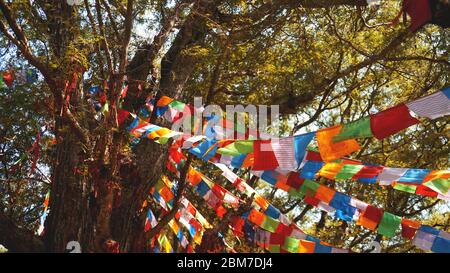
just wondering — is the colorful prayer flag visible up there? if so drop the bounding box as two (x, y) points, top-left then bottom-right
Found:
(369, 103), (419, 140)
(377, 212), (401, 237)
(316, 125), (360, 162)
(333, 116), (373, 142)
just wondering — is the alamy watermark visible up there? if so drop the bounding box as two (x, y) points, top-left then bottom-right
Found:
(170, 97), (281, 150)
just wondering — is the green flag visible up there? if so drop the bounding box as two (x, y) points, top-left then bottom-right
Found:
(100, 100), (109, 114)
(154, 179), (165, 192)
(333, 116), (373, 142)
(268, 244), (280, 253)
(377, 212), (401, 237)
(283, 237), (299, 253)
(0, 77), (6, 89)
(424, 178), (450, 195)
(288, 188), (305, 199)
(168, 100), (186, 111)
(300, 179), (320, 197)
(217, 140), (254, 156)
(393, 183), (417, 194)
(335, 164), (364, 180)
(261, 216), (279, 233)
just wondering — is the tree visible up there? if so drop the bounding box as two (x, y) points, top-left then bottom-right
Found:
(0, 0), (448, 253)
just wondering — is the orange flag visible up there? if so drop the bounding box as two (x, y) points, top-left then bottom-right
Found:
(156, 96), (174, 107)
(316, 125), (360, 162)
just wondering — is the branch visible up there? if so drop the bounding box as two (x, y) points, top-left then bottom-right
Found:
(386, 56), (450, 67)
(0, 211), (45, 252)
(0, 2), (52, 80)
(118, 0), (134, 74)
(284, 30), (411, 112)
(64, 108), (91, 145)
(95, 0), (114, 74)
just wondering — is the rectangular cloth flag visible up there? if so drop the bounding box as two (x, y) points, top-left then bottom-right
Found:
(318, 163), (343, 180)
(413, 229), (437, 251)
(217, 140), (254, 156)
(423, 170), (450, 195)
(370, 103), (420, 140)
(401, 219), (421, 239)
(333, 116), (373, 142)
(335, 164), (364, 180)
(357, 205), (383, 231)
(283, 237), (300, 253)
(293, 132), (315, 168)
(315, 185), (336, 204)
(377, 212), (401, 237)
(406, 89), (450, 120)
(431, 237), (450, 253)
(286, 172), (305, 190)
(299, 160), (324, 180)
(393, 183), (417, 194)
(272, 137), (296, 171)
(189, 139), (218, 161)
(352, 165), (384, 180)
(316, 125), (360, 162)
(253, 140), (279, 170)
(397, 169), (431, 184)
(377, 168), (408, 185)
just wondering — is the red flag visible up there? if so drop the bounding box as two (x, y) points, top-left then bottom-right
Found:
(253, 140), (279, 170)
(2, 71), (14, 87)
(117, 109), (130, 126)
(370, 103), (419, 140)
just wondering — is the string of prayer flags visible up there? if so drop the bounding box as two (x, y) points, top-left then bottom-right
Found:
(151, 186), (203, 245)
(215, 158), (446, 252)
(136, 88), (449, 172)
(144, 208), (158, 232)
(299, 151), (448, 200)
(247, 166), (450, 253)
(176, 208), (203, 241)
(412, 225), (450, 252)
(126, 94), (450, 253)
(155, 176), (212, 234)
(250, 219), (349, 253)
(168, 144), (241, 213)
(213, 163), (348, 253)
(168, 219), (191, 250)
(155, 161), (245, 252)
(130, 117), (449, 201)
(37, 191), (50, 235)
(156, 234), (174, 253)
(160, 134), (352, 254)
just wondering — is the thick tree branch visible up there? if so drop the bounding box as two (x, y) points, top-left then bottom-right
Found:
(0, 2), (52, 80)
(0, 211), (45, 252)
